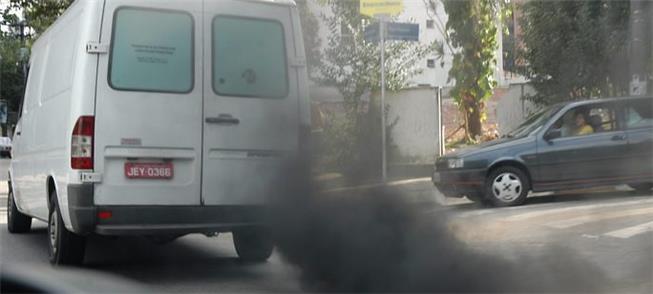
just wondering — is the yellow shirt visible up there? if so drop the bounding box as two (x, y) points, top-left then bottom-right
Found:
(574, 124), (594, 136)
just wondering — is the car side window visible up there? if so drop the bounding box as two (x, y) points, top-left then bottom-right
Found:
(624, 99), (653, 130)
(549, 104), (617, 138)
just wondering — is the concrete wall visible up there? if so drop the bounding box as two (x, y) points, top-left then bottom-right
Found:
(494, 84), (539, 134)
(385, 87), (439, 164)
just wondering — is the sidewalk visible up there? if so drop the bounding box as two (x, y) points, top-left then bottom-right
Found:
(314, 172), (451, 205)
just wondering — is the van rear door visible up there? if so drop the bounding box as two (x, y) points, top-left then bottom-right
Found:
(93, 0), (203, 205)
(201, 0), (300, 205)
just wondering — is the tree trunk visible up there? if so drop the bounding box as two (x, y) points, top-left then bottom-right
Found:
(462, 95), (483, 141)
(466, 106), (483, 140)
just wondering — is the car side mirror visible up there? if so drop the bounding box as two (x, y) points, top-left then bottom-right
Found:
(544, 129), (561, 141)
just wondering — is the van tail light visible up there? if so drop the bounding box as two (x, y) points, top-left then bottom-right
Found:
(71, 116), (95, 170)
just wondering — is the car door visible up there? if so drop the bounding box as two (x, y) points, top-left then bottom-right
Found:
(93, 0), (203, 206)
(536, 103), (629, 190)
(201, 0), (300, 205)
(622, 98), (653, 182)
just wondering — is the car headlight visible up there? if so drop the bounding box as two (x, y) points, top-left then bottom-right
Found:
(447, 158), (464, 169)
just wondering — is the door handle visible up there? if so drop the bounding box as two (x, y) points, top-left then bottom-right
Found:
(15, 131), (21, 136)
(205, 114), (240, 125)
(611, 134), (626, 141)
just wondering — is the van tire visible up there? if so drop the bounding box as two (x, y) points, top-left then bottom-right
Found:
(629, 183), (653, 194)
(233, 228), (273, 262)
(7, 184), (32, 233)
(48, 192), (86, 265)
(486, 166), (530, 207)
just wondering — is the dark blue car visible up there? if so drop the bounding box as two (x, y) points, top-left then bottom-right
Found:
(432, 96), (653, 207)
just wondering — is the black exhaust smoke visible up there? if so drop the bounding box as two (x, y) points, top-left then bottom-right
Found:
(269, 160), (608, 292)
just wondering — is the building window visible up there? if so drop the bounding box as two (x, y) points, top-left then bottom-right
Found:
(426, 20), (435, 29)
(427, 59), (436, 68)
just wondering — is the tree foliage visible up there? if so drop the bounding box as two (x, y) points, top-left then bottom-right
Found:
(441, 0), (508, 141)
(317, 0), (438, 177)
(521, 0), (630, 105)
(296, 0), (322, 81)
(2, 0), (74, 36)
(1, 0), (73, 112)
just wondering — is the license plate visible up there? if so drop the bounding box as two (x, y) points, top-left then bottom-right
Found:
(124, 162), (174, 179)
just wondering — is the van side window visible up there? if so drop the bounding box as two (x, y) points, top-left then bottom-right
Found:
(625, 99), (653, 129)
(109, 8), (193, 93)
(213, 16), (288, 98)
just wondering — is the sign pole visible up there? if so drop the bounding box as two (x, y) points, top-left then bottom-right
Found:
(380, 18), (387, 181)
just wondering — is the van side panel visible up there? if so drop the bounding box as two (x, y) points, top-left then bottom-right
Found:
(10, 0), (106, 227)
(30, 3), (84, 220)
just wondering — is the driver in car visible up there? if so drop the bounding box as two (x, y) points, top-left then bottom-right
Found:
(572, 111), (594, 136)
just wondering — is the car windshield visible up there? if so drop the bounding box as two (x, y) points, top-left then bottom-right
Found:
(506, 105), (562, 138)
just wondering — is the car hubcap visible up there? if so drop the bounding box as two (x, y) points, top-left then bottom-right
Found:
(492, 173), (522, 202)
(49, 209), (57, 253)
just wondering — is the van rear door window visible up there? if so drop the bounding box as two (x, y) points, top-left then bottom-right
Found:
(109, 8), (193, 93)
(213, 16), (288, 98)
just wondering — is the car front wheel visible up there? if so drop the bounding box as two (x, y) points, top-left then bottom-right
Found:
(485, 166), (530, 207)
(48, 192), (86, 265)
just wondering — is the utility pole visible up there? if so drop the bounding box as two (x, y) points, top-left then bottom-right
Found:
(629, 0), (650, 97)
(379, 17), (387, 181)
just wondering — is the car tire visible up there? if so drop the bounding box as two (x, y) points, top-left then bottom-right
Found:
(629, 183), (653, 194)
(232, 227), (273, 262)
(7, 184), (32, 233)
(485, 166), (530, 207)
(48, 192), (86, 265)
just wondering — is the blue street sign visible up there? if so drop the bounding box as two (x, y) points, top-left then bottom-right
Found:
(386, 22), (419, 41)
(364, 22), (419, 43)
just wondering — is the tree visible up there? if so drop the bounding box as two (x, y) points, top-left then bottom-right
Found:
(520, 0), (630, 105)
(0, 35), (25, 111)
(296, 0), (323, 81)
(0, 0), (74, 112)
(2, 0), (74, 36)
(317, 0), (438, 177)
(441, 0), (508, 141)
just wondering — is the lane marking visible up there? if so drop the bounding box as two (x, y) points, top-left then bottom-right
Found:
(505, 198), (653, 222)
(544, 206), (653, 229)
(604, 221), (653, 239)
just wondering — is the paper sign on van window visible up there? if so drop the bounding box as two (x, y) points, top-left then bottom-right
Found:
(109, 8), (193, 93)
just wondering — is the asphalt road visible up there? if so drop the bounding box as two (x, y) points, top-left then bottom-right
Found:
(1, 158), (652, 292)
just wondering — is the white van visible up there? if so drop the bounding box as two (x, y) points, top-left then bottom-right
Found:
(6, 0), (310, 265)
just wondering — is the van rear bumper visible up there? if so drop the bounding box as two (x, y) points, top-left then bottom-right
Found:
(67, 184), (267, 236)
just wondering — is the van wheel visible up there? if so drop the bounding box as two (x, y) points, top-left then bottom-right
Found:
(486, 166), (530, 207)
(629, 183), (653, 194)
(232, 228), (273, 262)
(48, 193), (86, 265)
(7, 184), (32, 233)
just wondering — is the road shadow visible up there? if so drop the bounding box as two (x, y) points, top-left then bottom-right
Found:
(82, 234), (300, 292)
